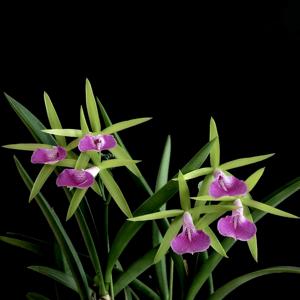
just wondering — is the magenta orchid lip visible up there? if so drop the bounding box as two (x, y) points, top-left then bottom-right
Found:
(217, 199), (257, 241)
(209, 170), (248, 198)
(78, 134), (117, 152)
(56, 166), (100, 189)
(31, 146), (67, 164)
(171, 212), (211, 255)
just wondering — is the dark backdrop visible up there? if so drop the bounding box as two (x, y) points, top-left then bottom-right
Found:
(0, 2), (300, 299)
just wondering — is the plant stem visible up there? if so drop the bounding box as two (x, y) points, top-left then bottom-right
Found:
(204, 251), (214, 294)
(169, 258), (174, 300)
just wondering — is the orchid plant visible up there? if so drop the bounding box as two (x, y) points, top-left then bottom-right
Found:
(1, 80), (300, 300)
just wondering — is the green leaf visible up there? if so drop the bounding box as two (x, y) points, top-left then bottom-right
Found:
(28, 265), (78, 292)
(126, 278), (160, 300)
(42, 128), (82, 137)
(91, 182), (102, 196)
(243, 205), (258, 262)
(152, 223), (169, 300)
(219, 153), (274, 171)
(29, 165), (55, 202)
(154, 216), (182, 264)
(203, 227), (227, 258)
(173, 167), (213, 181)
(26, 292), (50, 300)
(2, 143), (52, 151)
(114, 248), (158, 296)
(242, 198), (299, 219)
(110, 145), (142, 178)
(100, 169), (132, 218)
(44, 92), (66, 146)
(0, 236), (42, 255)
(128, 210), (184, 221)
(245, 168), (265, 192)
(54, 159), (78, 168)
(101, 117), (152, 134)
(208, 266), (300, 300)
(105, 139), (215, 283)
(88, 151), (102, 166)
(155, 135), (171, 192)
(196, 212), (225, 230)
(99, 159), (140, 170)
(190, 205), (237, 216)
(62, 189), (106, 295)
(209, 117), (220, 168)
(66, 138), (81, 151)
(66, 189), (88, 221)
(186, 177), (300, 300)
(75, 153), (90, 170)
(4, 93), (56, 145)
(14, 157), (91, 300)
(191, 195), (237, 202)
(80, 106), (90, 134)
(86, 78), (101, 132)
(178, 171), (191, 210)
(154, 135), (171, 300)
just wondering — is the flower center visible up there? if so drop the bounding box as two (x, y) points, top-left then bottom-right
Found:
(72, 171), (87, 184)
(218, 175), (229, 192)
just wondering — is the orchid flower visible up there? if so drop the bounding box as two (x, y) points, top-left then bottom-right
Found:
(217, 199), (257, 241)
(56, 166), (100, 189)
(78, 134), (116, 152)
(209, 170), (248, 198)
(31, 146), (67, 164)
(171, 212), (210, 255)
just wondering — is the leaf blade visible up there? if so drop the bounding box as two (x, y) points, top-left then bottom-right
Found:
(66, 189), (88, 221)
(114, 248), (158, 296)
(155, 135), (171, 191)
(208, 266), (300, 300)
(4, 93), (56, 145)
(29, 165), (55, 202)
(128, 210), (184, 221)
(178, 171), (191, 211)
(2, 143), (53, 151)
(242, 198), (299, 219)
(101, 117), (152, 134)
(28, 265), (78, 292)
(154, 216), (182, 264)
(86, 79), (101, 132)
(219, 154), (274, 171)
(42, 129), (82, 137)
(0, 236), (42, 256)
(100, 169), (132, 218)
(245, 168), (265, 192)
(209, 117), (220, 168)
(44, 92), (66, 146)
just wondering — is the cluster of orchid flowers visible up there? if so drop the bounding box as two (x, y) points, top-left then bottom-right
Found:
(128, 118), (298, 263)
(31, 134), (117, 189)
(4, 80), (298, 267)
(171, 171), (256, 255)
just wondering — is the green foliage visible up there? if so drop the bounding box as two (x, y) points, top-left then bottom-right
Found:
(3, 87), (299, 300)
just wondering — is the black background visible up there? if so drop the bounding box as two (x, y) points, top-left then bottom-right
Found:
(0, 2), (300, 299)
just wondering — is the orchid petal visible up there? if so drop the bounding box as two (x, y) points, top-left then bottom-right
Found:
(31, 146), (66, 164)
(78, 134), (116, 152)
(209, 171), (247, 198)
(56, 169), (95, 189)
(217, 215), (257, 241)
(171, 230), (210, 255)
(171, 212), (210, 254)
